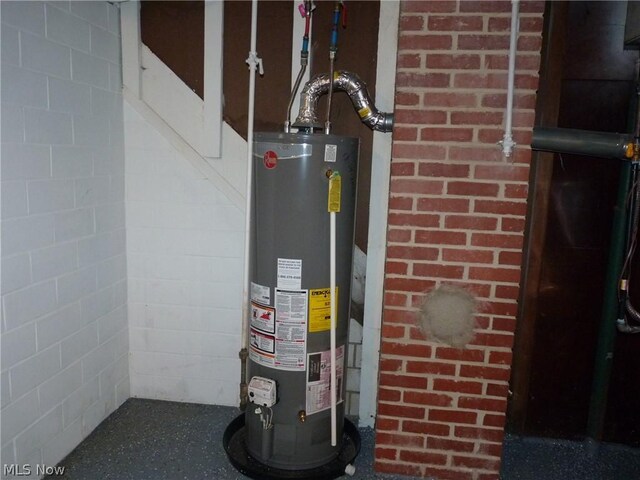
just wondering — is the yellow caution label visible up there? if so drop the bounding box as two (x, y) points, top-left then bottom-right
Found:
(358, 106), (371, 119)
(309, 287), (339, 332)
(328, 171), (341, 213)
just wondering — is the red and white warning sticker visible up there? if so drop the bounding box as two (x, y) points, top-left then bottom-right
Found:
(251, 302), (275, 334)
(250, 328), (275, 354)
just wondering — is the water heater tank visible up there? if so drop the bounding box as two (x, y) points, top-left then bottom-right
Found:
(245, 132), (359, 470)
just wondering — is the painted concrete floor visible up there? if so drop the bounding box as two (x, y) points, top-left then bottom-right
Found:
(500, 433), (640, 480)
(46, 399), (640, 480)
(46, 399), (411, 480)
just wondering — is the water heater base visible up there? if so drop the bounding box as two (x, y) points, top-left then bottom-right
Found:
(223, 414), (361, 480)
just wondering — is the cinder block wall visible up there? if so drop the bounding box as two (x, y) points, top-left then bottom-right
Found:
(346, 318), (364, 416)
(124, 104), (244, 406)
(1, 1), (128, 471)
(375, 1), (544, 478)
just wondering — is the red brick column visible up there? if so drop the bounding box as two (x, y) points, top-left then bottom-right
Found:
(375, 1), (545, 479)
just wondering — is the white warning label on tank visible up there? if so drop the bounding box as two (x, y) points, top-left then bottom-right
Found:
(306, 346), (345, 415)
(273, 289), (308, 371)
(250, 328), (275, 353)
(324, 144), (337, 162)
(249, 344), (275, 368)
(277, 258), (302, 290)
(249, 325), (277, 368)
(250, 302), (275, 334)
(250, 282), (270, 305)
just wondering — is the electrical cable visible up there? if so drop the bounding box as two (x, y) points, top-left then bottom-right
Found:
(620, 163), (640, 331)
(619, 175), (640, 291)
(257, 406), (274, 430)
(617, 62), (640, 333)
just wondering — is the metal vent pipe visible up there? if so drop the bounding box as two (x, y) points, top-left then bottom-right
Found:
(293, 70), (394, 132)
(532, 127), (633, 159)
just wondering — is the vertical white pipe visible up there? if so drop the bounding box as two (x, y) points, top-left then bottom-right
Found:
(501, 0), (519, 157)
(330, 211), (337, 446)
(241, 0), (259, 356)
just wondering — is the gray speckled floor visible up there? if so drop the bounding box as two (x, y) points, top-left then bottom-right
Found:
(500, 434), (640, 480)
(46, 398), (411, 480)
(47, 399), (640, 480)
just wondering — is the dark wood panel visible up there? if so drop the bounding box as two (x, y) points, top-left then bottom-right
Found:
(605, 326), (640, 446)
(524, 153), (617, 438)
(563, 1), (637, 81)
(141, 1), (205, 99)
(310, 0), (380, 252)
(223, 1), (379, 253)
(508, 0), (568, 434)
(510, 0), (640, 446)
(223, 0), (294, 137)
(558, 80), (634, 131)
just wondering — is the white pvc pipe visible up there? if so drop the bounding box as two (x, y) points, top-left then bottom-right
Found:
(241, 0), (260, 357)
(330, 211), (337, 446)
(501, 0), (519, 157)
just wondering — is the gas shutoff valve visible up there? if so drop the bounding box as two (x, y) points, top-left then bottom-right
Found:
(248, 376), (277, 407)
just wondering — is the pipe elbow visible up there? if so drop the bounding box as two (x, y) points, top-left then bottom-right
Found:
(364, 112), (394, 133)
(293, 71), (393, 133)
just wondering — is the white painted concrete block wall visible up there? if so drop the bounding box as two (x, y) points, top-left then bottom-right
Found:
(346, 318), (363, 417)
(1, 1), (128, 474)
(124, 102), (243, 406)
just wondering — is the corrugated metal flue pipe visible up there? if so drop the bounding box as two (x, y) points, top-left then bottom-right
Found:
(293, 71), (394, 132)
(532, 126), (633, 159)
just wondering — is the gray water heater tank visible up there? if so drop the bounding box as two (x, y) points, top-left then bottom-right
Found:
(245, 132), (359, 470)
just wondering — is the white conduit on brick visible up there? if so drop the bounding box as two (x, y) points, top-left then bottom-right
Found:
(500, 0), (520, 157)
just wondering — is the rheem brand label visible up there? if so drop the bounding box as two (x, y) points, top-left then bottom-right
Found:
(263, 150), (278, 169)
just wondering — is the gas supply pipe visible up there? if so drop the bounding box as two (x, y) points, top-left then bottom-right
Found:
(325, 1), (343, 134)
(285, 1), (313, 133)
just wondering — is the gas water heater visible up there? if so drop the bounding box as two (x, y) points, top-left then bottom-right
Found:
(224, 132), (362, 479)
(223, 67), (395, 477)
(224, 5), (394, 476)
(247, 132), (358, 465)
(223, 68), (394, 477)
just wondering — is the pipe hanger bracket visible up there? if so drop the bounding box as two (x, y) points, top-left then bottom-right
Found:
(246, 52), (264, 76)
